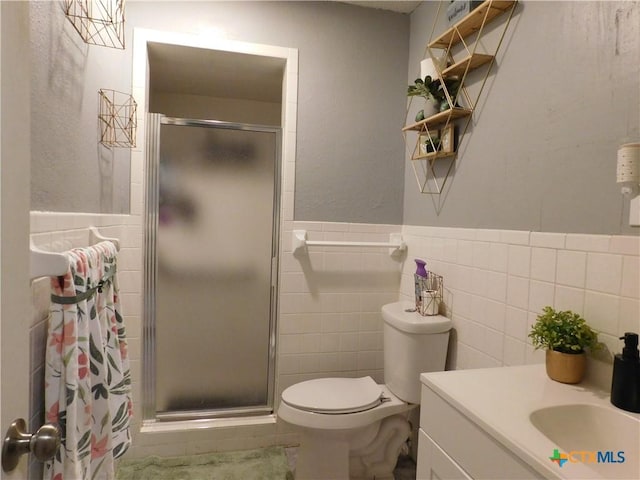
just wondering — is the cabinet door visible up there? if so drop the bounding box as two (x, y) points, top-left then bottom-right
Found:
(418, 429), (473, 480)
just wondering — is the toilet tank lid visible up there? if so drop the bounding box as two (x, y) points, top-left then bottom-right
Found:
(382, 301), (452, 334)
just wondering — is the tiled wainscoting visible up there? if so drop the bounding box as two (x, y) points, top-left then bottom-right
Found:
(401, 226), (640, 390)
(28, 212), (638, 465)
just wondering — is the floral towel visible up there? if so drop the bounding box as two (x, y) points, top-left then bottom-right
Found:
(44, 241), (132, 480)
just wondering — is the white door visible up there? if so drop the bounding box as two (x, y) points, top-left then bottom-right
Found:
(1, 2), (36, 478)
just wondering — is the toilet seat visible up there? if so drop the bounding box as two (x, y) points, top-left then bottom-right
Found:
(278, 383), (413, 430)
(282, 376), (383, 414)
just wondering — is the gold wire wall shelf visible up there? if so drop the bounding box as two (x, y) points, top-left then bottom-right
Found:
(64, 0), (126, 49)
(403, 0), (517, 194)
(98, 89), (137, 148)
(403, 107), (473, 132)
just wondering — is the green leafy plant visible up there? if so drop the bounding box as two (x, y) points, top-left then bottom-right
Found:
(407, 76), (461, 111)
(423, 136), (440, 153)
(528, 306), (600, 354)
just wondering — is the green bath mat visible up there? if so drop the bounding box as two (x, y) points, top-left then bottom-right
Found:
(116, 446), (293, 480)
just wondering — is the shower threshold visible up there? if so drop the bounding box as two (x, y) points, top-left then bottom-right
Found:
(156, 406), (274, 422)
(142, 412), (277, 433)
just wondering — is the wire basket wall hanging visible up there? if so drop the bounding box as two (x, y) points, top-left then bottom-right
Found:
(98, 89), (137, 148)
(64, 0), (126, 49)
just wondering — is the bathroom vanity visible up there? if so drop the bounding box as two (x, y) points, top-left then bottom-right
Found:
(418, 365), (640, 480)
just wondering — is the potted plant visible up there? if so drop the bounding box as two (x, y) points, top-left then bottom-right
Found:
(528, 306), (600, 384)
(407, 76), (461, 113)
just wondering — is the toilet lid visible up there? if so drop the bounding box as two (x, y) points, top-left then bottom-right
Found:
(282, 377), (383, 414)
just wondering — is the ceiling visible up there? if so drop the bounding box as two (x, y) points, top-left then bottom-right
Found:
(341, 1), (422, 14)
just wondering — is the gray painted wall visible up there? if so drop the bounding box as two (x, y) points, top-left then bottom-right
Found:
(33, 1), (635, 233)
(30, 1), (409, 223)
(30, 1), (132, 213)
(404, 1), (640, 235)
(126, 1), (409, 225)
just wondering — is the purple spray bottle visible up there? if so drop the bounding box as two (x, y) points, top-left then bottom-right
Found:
(414, 259), (427, 311)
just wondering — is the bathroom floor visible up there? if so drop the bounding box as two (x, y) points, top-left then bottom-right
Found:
(393, 454), (417, 480)
(285, 448), (416, 479)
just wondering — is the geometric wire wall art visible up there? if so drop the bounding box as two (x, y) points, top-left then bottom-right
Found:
(63, 0), (126, 50)
(98, 89), (137, 148)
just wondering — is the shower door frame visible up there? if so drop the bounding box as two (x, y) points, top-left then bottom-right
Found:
(143, 114), (282, 422)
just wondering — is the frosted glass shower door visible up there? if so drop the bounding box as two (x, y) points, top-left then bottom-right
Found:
(147, 116), (280, 419)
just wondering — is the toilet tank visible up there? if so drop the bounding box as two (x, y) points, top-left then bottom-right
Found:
(382, 301), (451, 404)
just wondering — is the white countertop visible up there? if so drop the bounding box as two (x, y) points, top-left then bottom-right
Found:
(421, 364), (640, 480)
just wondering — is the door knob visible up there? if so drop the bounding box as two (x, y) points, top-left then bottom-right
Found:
(2, 418), (60, 472)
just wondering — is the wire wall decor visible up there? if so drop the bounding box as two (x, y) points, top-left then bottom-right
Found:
(98, 89), (137, 148)
(64, 0), (126, 49)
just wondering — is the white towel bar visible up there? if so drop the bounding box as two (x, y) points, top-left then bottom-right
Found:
(292, 229), (406, 256)
(30, 245), (69, 279)
(30, 226), (120, 280)
(89, 226), (121, 251)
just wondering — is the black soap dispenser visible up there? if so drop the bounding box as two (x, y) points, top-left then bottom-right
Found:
(611, 332), (640, 413)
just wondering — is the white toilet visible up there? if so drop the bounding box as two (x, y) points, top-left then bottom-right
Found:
(278, 301), (451, 480)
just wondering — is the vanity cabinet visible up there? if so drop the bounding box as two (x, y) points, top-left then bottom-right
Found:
(417, 430), (472, 480)
(403, 0), (517, 194)
(417, 384), (543, 479)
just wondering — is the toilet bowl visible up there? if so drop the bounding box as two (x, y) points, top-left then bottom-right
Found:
(279, 377), (413, 480)
(278, 301), (451, 480)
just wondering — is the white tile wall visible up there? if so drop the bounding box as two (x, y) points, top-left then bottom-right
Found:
(556, 249), (588, 288)
(277, 222), (404, 393)
(29, 212), (640, 460)
(401, 225), (640, 390)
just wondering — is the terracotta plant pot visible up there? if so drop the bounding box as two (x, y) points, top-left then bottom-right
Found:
(545, 349), (587, 384)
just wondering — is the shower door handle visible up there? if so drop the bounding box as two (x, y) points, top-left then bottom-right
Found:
(1, 418), (60, 472)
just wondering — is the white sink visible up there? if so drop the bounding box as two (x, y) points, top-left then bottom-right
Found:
(421, 365), (640, 479)
(530, 404), (640, 478)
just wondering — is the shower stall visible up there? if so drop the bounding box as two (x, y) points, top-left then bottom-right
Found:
(144, 114), (281, 421)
